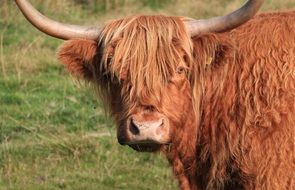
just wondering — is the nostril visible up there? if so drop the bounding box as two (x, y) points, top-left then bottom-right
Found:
(159, 119), (164, 127)
(130, 119), (140, 135)
(118, 135), (127, 145)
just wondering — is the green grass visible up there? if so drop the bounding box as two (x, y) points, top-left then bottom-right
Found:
(1, 0), (294, 189)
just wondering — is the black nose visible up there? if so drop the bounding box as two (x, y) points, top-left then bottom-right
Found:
(130, 119), (140, 135)
(117, 135), (127, 145)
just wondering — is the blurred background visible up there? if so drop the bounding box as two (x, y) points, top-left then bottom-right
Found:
(0, 0), (294, 189)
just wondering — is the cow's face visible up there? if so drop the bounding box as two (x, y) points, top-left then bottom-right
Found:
(113, 64), (193, 152)
(58, 16), (195, 152)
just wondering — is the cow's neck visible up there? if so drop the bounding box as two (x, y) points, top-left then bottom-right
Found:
(195, 44), (244, 189)
(165, 105), (198, 190)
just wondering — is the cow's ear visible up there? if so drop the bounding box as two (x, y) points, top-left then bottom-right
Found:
(193, 34), (234, 68)
(58, 39), (98, 80)
(209, 39), (234, 67)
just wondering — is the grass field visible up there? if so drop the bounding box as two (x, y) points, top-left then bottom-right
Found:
(1, 0), (294, 189)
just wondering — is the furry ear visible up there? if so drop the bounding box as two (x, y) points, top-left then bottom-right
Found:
(193, 34), (235, 68)
(58, 39), (98, 80)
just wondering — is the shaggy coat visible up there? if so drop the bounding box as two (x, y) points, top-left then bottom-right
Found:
(58, 11), (295, 190)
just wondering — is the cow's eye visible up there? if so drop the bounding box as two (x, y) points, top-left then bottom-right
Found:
(142, 105), (156, 112)
(176, 66), (185, 74)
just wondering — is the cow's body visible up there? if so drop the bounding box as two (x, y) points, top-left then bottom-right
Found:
(173, 11), (295, 190)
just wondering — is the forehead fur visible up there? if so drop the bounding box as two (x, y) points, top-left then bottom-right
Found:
(98, 15), (193, 101)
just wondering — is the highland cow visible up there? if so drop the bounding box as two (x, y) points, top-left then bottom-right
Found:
(15, 0), (295, 189)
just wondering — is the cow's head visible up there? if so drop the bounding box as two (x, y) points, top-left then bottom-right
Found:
(15, 0), (263, 152)
(57, 16), (195, 152)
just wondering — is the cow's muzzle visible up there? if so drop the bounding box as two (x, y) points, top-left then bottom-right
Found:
(118, 117), (170, 150)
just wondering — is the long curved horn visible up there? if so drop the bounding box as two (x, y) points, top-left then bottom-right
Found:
(15, 0), (101, 40)
(186, 0), (264, 36)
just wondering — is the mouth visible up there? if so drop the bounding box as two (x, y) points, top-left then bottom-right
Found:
(128, 141), (162, 152)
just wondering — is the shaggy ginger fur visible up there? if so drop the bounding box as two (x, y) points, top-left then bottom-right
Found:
(58, 11), (295, 190)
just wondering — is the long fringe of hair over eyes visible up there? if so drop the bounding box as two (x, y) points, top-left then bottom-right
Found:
(93, 15), (203, 117)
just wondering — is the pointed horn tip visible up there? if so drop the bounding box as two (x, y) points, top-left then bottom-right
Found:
(186, 0), (264, 36)
(15, 0), (101, 40)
